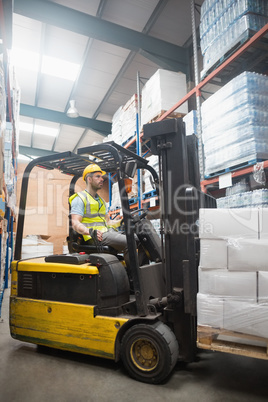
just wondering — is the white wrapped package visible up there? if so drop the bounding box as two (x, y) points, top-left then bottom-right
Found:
(141, 69), (188, 126)
(228, 239), (268, 271)
(110, 106), (123, 144)
(121, 94), (138, 144)
(199, 208), (259, 239)
(258, 271), (268, 304)
(198, 268), (257, 301)
(197, 293), (224, 328)
(199, 239), (227, 269)
(259, 208), (268, 239)
(224, 300), (268, 338)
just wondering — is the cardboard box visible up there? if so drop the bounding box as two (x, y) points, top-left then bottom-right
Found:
(199, 208), (259, 239)
(258, 271), (268, 303)
(228, 239), (268, 271)
(198, 268), (257, 301)
(224, 300), (268, 338)
(197, 293), (224, 328)
(200, 239), (227, 269)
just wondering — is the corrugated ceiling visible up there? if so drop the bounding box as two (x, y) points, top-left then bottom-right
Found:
(11, 0), (204, 159)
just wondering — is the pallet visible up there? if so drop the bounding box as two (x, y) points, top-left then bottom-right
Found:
(197, 325), (268, 361)
(205, 158), (267, 179)
(128, 197), (138, 205)
(142, 189), (157, 200)
(147, 110), (186, 124)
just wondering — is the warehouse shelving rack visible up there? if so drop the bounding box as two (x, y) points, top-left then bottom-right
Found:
(0, 0), (17, 317)
(110, 22), (268, 214)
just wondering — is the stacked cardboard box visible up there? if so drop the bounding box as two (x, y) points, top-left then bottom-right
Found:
(105, 95), (138, 146)
(144, 155), (159, 194)
(198, 208), (268, 339)
(183, 110), (198, 136)
(141, 69), (188, 127)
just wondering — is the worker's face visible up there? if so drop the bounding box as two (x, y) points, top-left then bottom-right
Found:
(88, 172), (104, 190)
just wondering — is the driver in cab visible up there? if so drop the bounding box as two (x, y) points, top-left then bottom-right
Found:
(69, 164), (147, 266)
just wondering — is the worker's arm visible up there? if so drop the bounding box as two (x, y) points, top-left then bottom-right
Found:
(71, 214), (103, 241)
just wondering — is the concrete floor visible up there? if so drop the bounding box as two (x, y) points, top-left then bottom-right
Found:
(1, 288), (268, 402)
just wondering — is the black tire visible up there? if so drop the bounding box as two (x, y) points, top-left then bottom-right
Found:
(121, 321), (178, 384)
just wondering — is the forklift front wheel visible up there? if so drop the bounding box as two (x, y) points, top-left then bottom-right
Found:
(121, 321), (178, 384)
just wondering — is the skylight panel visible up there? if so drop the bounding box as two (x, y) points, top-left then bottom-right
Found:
(11, 48), (40, 72)
(19, 122), (59, 137)
(41, 55), (80, 81)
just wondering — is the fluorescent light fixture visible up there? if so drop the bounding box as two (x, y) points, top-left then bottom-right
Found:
(42, 55), (80, 81)
(11, 48), (40, 72)
(19, 122), (59, 137)
(67, 100), (79, 118)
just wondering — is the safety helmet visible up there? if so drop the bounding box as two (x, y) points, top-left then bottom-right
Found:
(82, 164), (106, 181)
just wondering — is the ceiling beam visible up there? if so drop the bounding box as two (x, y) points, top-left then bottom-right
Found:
(20, 104), (112, 136)
(19, 145), (57, 157)
(93, 0), (170, 119)
(14, 0), (188, 72)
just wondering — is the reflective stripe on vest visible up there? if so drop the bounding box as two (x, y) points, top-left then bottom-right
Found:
(69, 190), (107, 241)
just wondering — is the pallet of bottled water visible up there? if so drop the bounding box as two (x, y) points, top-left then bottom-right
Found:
(200, 0), (268, 77)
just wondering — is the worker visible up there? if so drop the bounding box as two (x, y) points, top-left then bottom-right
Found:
(69, 164), (147, 266)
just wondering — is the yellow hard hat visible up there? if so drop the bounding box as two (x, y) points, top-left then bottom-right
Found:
(82, 164), (106, 181)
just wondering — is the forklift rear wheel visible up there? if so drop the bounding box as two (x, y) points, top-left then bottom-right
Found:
(121, 321), (178, 384)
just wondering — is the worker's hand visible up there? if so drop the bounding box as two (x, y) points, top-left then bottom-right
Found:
(96, 230), (103, 242)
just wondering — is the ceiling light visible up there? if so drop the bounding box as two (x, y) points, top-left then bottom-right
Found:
(67, 100), (79, 118)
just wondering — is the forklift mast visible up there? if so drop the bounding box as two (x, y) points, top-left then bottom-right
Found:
(143, 118), (216, 361)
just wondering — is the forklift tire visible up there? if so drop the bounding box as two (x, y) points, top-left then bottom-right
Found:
(121, 321), (178, 384)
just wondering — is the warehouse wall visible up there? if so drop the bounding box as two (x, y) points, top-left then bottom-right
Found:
(16, 163), (109, 254)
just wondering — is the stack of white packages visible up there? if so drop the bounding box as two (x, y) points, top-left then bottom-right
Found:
(144, 155), (159, 194)
(202, 71), (268, 176)
(21, 235), (54, 259)
(198, 208), (268, 339)
(141, 69), (188, 127)
(121, 94), (138, 145)
(183, 110), (198, 136)
(104, 106), (123, 145)
(110, 182), (121, 210)
(151, 219), (161, 237)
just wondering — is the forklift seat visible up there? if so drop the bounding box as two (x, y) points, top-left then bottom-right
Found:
(67, 231), (118, 256)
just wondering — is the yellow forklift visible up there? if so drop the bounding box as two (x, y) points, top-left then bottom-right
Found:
(10, 118), (215, 384)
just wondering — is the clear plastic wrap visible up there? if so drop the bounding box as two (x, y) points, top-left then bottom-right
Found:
(200, 239), (227, 268)
(21, 235), (54, 259)
(253, 162), (266, 185)
(201, 72), (268, 175)
(200, 0), (268, 76)
(197, 207), (268, 348)
(198, 268), (257, 300)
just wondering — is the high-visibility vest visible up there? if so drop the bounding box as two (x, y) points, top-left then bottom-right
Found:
(69, 190), (108, 241)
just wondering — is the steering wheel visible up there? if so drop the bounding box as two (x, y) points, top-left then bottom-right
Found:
(130, 208), (148, 223)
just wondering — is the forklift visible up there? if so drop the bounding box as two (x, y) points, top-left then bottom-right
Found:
(10, 118), (215, 384)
